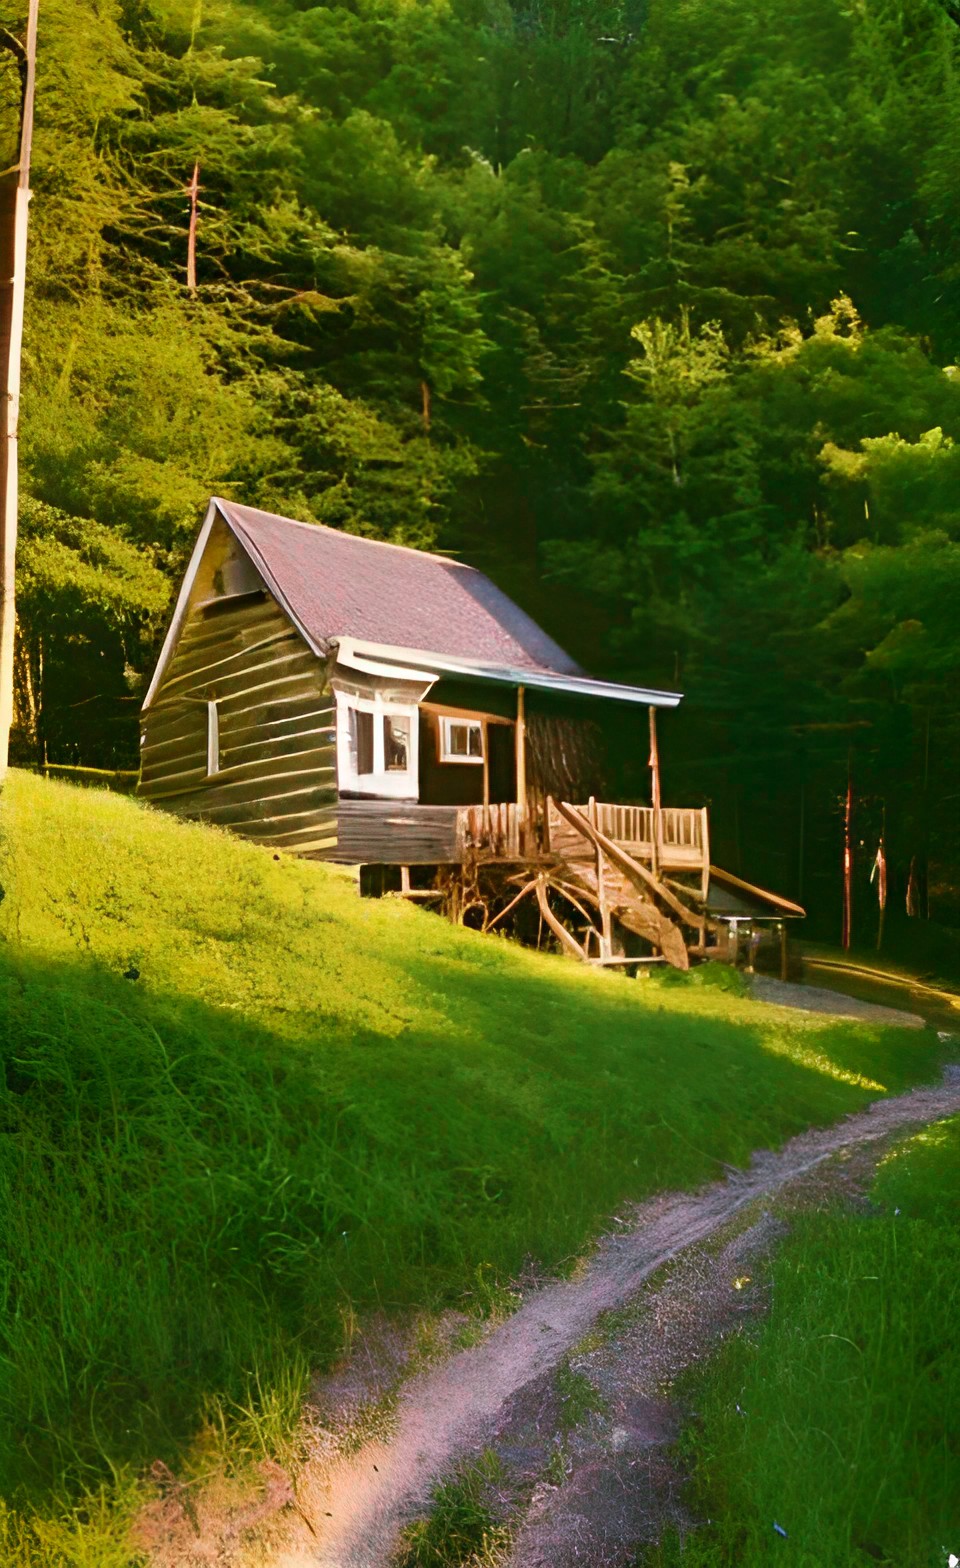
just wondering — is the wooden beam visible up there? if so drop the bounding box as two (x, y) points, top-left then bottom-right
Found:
(419, 700), (513, 726)
(535, 875), (585, 960)
(648, 706), (661, 879)
(485, 878), (537, 931)
(516, 684), (527, 827)
(586, 955), (667, 967)
(708, 863), (806, 917)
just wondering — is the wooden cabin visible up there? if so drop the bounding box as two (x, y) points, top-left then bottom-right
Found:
(140, 498), (802, 968)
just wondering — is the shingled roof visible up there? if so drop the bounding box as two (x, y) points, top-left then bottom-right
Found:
(217, 498), (582, 676)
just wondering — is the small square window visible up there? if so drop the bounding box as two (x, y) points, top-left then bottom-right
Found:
(440, 717), (483, 763)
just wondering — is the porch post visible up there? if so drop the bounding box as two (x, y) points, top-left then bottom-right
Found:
(481, 717), (490, 833)
(516, 684), (527, 843)
(648, 705), (661, 879)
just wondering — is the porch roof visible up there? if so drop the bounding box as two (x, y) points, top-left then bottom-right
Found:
(333, 637), (683, 708)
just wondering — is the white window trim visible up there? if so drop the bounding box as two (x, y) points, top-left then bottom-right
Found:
(206, 699), (220, 777)
(439, 715), (484, 764)
(336, 690), (419, 799)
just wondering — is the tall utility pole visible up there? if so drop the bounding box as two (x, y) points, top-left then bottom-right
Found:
(0, 0), (39, 784)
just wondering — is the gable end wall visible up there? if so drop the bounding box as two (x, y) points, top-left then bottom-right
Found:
(138, 516), (338, 854)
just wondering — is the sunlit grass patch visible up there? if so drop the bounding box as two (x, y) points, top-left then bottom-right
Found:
(755, 1032), (887, 1093)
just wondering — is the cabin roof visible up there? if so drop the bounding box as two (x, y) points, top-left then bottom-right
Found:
(143, 499), (684, 711)
(217, 498), (581, 675)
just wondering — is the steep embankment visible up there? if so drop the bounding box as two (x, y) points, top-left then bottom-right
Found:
(0, 771), (948, 1553)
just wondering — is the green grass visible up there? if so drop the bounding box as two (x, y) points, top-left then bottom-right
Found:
(641, 1119), (960, 1568)
(395, 1452), (510, 1567)
(554, 1361), (607, 1433)
(0, 771), (949, 1540)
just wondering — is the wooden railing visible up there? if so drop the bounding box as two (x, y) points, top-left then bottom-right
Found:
(591, 803), (707, 856)
(459, 802), (526, 859)
(458, 798), (710, 894)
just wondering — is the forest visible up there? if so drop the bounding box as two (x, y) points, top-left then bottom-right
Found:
(2, 0), (959, 948)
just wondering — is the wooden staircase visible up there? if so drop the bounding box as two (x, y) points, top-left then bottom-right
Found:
(549, 800), (713, 970)
(454, 796), (715, 969)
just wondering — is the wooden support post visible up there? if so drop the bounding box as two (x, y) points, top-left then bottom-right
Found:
(780, 920), (789, 981)
(535, 875), (585, 961)
(597, 845), (613, 962)
(481, 717), (490, 836)
(648, 706), (661, 879)
(729, 920), (740, 967)
(516, 684), (527, 848)
(400, 864), (411, 896)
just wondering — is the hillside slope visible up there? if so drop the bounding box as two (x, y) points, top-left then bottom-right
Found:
(0, 772), (945, 1518)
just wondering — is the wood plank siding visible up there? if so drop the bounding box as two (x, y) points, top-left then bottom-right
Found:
(311, 800), (461, 865)
(139, 518), (337, 853)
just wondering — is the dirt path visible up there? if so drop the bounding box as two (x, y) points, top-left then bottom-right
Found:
(749, 974), (927, 1028)
(264, 1065), (960, 1568)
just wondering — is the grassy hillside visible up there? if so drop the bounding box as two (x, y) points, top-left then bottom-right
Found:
(0, 772), (947, 1527)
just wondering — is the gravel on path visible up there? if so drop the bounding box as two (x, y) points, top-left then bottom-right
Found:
(749, 975), (926, 1029)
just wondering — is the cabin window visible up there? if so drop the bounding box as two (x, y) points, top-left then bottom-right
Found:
(206, 699), (220, 776)
(384, 714), (410, 772)
(336, 691), (419, 799)
(353, 708), (375, 775)
(439, 716), (483, 763)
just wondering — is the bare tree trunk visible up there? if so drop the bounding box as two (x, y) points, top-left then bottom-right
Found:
(0, 0), (39, 784)
(12, 610), (37, 755)
(185, 162), (199, 292)
(842, 753), (853, 951)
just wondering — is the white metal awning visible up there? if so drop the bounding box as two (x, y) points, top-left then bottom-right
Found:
(332, 638), (683, 708)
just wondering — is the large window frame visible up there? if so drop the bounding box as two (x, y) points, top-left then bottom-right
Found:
(336, 690), (419, 799)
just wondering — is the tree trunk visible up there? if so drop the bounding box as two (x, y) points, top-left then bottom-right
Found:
(0, 0), (39, 783)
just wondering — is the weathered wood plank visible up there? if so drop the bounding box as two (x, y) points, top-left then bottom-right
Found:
(149, 653), (319, 714)
(140, 755), (335, 809)
(319, 800), (461, 865)
(140, 708), (206, 752)
(156, 629), (299, 697)
(177, 598), (288, 649)
(140, 750), (208, 787)
(240, 825), (339, 853)
(219, 720), (335, 765)
(141, 725), (336, 786)
(161, 641), (313, 698)
(185, 789), (337, 832)
(141, 751), (335, 807)
(142, 696), (333, 755)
